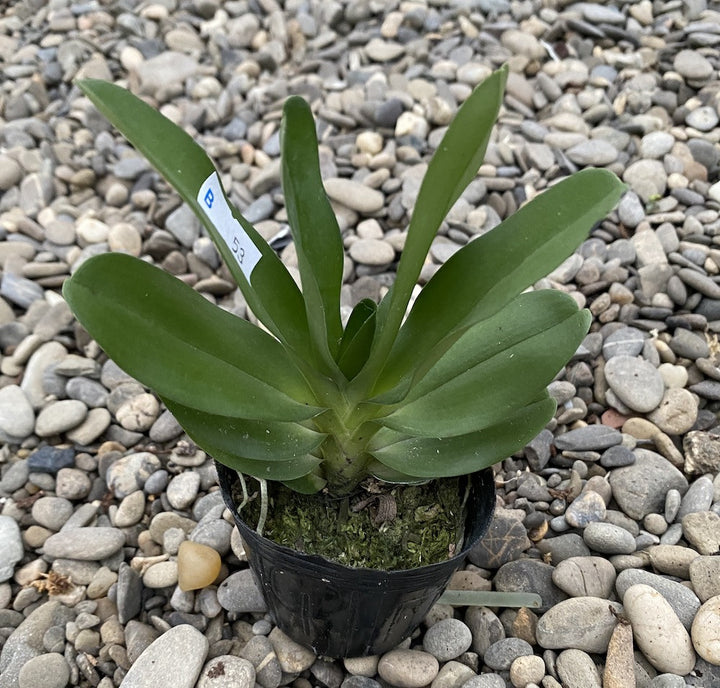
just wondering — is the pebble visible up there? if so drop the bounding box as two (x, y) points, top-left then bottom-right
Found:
(556, 649), (602, 688)
(121, 624), (209, 687)
(691, 596), (720, 665)
(178, 541), (221, 591)
(325, 179), (384, 214)
(682, 511), (720, 555)
(42, 527), (125, 561)
(689, 557), (720, 603)
(603, 356), (664, 413)
(551, 556), (616, 598)
(483, 638), (533, 671)
(608, 449), (688, 520)
(423, 618), (472, 662)
(0, 516), (24, 583)
(0, 385), (35, 441)
(583, 521), (637, 555)
(623, 584), (696, 675)
(17, 652), (70, 688)
(269, 627), (316, 673)
(535, 598), (622, 653)
(603, 621), (634, 688)
(217, 569), (267, 614)
(615, 569), (700, 631)
(196, 655), (256, 688)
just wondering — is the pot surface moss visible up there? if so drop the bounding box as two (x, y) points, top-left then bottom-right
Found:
(235, 476), (467, 570)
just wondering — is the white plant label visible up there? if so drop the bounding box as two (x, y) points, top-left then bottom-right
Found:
(197, 172), (262, 280)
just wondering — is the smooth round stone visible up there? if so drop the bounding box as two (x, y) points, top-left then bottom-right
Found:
(678, 476), (714, 519)
(665, 489), (682, 523)
(42, 527), (125, 561)
(0, 384), (35, 440)
(509, 654), (545, 687)
(602, 327), (646, 359)
(114, 490), (147, 527)
(217, 569), (267, 614)
(687, 106), (719, 132)
(692, 596), (720, 664)
(647, 388), (697, 435)
(536, 598), (623, 653)
(108, 222), (142, 256)
(608, 449), (688, 520)
(348, 239), (395, 266)
(641, 131), (675, 159)
(121, 624), (209, 687)
(674, 50), (714, 80)
(616, 568), (700, 631)
(583, 522), (636, 555)
(34, 400), (87, 437)
(325, 178), (384, 213)
(423, 618), (472, 662)
(377, 650), (439, 688)
(483, 638), (533, 671)
(31, 497), (73, 531)
(467, 510), (530, 569)
(622, 159), (667, 203)
(0, 515), (23, 582)
(143, 561), (178, 588)
(178, 541), (221, 591)
(536, 533), (591, 566)
(600, 445), (635, 468)
(196, 655), (255, 688)
(647, 545), (700, 578)
(623, 584), (696, 675)
(604, 356), (664, 413)
(556, 649), (601, 688)
(462, 675), (505, 688)
(552, 556), (616, 598)
(166, 471), (202, 510)
(566, 139), (618, 166)
(554, 425), (621, 452)
(565, 491), (606, 528)
(18, 652), (70, 688)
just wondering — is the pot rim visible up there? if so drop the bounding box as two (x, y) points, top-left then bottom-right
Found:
(215, 460), (496, 576)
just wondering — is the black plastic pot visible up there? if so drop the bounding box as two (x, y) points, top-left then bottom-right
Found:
(216, 462), (495, 658)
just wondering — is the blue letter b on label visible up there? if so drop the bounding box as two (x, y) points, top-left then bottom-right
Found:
(204, 189), (214, 209)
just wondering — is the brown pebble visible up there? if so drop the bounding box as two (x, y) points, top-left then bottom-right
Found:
(603, 618), (635, 688)
(177, 541), (222, 591)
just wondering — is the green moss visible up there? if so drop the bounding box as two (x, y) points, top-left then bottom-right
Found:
(234, 476), (467, 570)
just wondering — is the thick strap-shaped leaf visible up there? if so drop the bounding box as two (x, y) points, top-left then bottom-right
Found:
(63, 253), (321, 421)
(369, 395), (556, 478)
(163, 399), (325, 462)
(76, 79), (313, 362)
(354, 66), (508, 393)
(382, 306), (590, 436)
(281, 97), (344, 369)
(366, 460), (429, 484)
(375, 168), (625, 397)
(208, 449), (321, 482)
(337, 299), (377, 380)
(410, 290), (582, 399)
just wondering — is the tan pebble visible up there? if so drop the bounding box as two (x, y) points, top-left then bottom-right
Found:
(603, 620), (635, 688)
(691, 595), (720, 664)
(623, 584), (695, 674)
(378, 650), (439, 688)
(177, 541), (222, 591)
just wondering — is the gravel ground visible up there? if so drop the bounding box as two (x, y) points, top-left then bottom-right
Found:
(2, 0), (720, 686)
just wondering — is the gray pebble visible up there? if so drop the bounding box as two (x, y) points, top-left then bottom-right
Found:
(677, 476), (714, 519)
(483, 637), (533, 671)
(583, 521), (637, 555)
(217, 570), (267, 614)
(0, 516), (23, 583)
(423, 618), (472, 662)
(604, 355), (664, 413)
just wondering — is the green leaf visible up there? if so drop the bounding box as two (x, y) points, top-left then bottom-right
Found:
(163, 399), (326, 462)
(370, 395), (556, 477)
(375, 168), (625, 397)
(209, 450), (321, 482)
(337, 299), (377, 379)
(353, 66), (508, 393)
(281, 96), (344, 370)
(76, 79), (314, 362)
(282, 472), (328, 494)
(381, 299), (590, 436)
(366, 460), (429, 484)
(63, 253), (321, 421)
